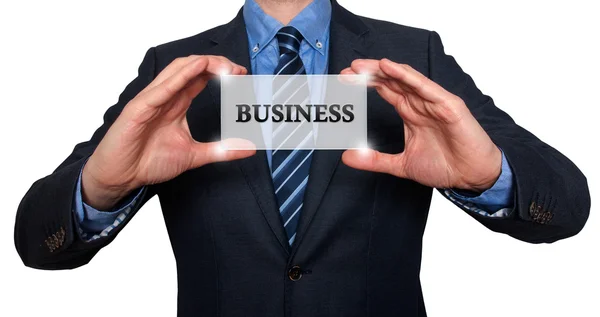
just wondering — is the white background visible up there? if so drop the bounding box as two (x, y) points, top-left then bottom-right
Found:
(1, 1), (598, 316)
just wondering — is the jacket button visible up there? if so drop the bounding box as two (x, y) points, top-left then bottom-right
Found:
(288, 265), (303, 281)
(529, 202), (538, 215)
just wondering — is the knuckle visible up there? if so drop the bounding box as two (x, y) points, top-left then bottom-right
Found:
(162, 82), (177, 96)
(448, 95), (465, 107)
(206, 55), (223, 63)
(438, 100), (464, 123)
(350, 59), (366, 70)
(415, 78), (427, 90)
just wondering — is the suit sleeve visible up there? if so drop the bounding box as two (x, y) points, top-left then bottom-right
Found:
(428, 31), (590, 243)
(14, 47), (158, 269)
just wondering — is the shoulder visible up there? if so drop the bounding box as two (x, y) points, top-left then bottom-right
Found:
(359, 15), (431, 38)
(358, 15), (433, 49)
(156, 25), (221, 53)
(348, 14), (437, 68)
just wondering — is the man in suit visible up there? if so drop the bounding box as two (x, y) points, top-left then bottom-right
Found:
(14, 0), (590, 316)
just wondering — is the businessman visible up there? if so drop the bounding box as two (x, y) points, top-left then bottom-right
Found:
(14, 0), (590, 316)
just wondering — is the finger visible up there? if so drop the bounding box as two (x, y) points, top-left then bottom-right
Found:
(190, 138), (256, 168)
(229, 64), (246, 75)
(142, 56), (203, 93)
(342, 148), (405, 177)
(375, 84), (405, 111)
(145, 57), (235, 107)
(344, 62), (414, 116)
(208, 55), (247, 75)
(379, 59), (447, 103)
(141, 57), (209, 107)
(225, 63), (246, 75)
(223, 58), (248, 75)
(178, 76), (211, 103)
(340, 67), (353, 75)
(144, 55), (244, 95)
(202, 56), (236, 77)
(347, 60), (413, 91)
(350, 59), (388, 79)
(151, 57), (245, 116)
(181, 57), (247, 99)
(341, 66), (395, 90)
(337, 72), (370, 86)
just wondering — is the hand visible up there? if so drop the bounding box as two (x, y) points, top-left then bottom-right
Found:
(340, 58), (502, 192)
(82, 55), (255, 209)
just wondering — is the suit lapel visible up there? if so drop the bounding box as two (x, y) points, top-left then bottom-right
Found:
(206, 10), (291, 255)
(206, 9), (252, 112)
(291, 1), (373, 254)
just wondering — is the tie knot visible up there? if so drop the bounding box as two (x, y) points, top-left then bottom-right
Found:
(276, 26), (303, 54)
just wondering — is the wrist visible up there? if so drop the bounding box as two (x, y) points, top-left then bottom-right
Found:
(81, 161), (136, 210)
(458, 146), (502, 193)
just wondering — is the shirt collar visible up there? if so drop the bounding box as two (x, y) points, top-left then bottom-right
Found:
(243, 0), (331, 58)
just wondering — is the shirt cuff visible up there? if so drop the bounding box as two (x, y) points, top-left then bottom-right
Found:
(444, 149), (515, 217)
(73, 163), (144, 238)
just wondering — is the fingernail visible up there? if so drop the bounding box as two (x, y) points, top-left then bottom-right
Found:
(221, 138), (256, 150)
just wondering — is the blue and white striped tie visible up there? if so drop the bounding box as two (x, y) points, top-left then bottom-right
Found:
(271, 26), (313, 246)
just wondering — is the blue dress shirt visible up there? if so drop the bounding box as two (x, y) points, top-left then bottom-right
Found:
(73, 0), (515, 240)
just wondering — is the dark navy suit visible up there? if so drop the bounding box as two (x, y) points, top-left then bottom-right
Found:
(14, 1), (590, 316)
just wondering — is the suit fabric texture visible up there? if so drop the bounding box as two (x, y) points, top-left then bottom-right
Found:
(14, 1), (590, 316)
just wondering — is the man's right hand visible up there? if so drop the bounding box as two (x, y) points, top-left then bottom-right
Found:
(82, 55), (255, 210)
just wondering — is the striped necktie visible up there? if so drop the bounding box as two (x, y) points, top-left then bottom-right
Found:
(271, 26), (314, 246)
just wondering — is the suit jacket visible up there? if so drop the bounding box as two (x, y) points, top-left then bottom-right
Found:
(14, 1), (590, 316)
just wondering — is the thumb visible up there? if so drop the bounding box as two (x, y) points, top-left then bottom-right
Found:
(190, 138), (256, 168)
(341, 148), (404, 177)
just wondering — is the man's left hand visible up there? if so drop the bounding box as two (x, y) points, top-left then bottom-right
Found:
(341, 58), (502, 193)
